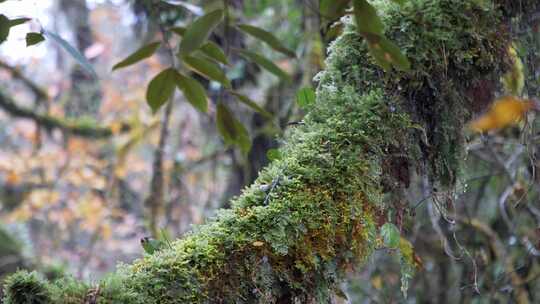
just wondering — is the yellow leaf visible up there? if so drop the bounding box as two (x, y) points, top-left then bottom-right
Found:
(371, 275), (383, 290)
(400, 237), (424, 270)
(501, 45), (524, 96)
(469, 96), (535, 132)
(6, 170), (20, 185)
(252, 241), (264, 247)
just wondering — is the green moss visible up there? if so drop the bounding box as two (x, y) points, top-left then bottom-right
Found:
(327, 0), (509, 186)
(1, 0), (519, 303)
(47, 277), (88, 304)
(3, 271), (51, 304)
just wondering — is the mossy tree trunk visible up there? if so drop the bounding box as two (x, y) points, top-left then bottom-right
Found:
(3, 0), (537, 303)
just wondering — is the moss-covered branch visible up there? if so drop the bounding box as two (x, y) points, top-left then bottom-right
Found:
(0, 90), (130, 139)
(0, 60), (49, 102)
(2, 0), (530, 302)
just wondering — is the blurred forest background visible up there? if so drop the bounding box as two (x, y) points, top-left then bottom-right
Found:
(1, 0), (540, 302)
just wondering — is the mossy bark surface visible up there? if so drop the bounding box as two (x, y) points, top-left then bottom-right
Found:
(2, 0), (529, 303)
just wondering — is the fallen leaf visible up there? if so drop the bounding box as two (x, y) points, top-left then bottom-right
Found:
(469, 96), (536, 132)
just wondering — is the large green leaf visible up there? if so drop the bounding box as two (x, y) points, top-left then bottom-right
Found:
(296, 87), (316, 108)
(182, 54), (231, 88)
(380, 223), (400, 249)
(391, 0), (406, 4)
(170, 26), (186, 36)
(25, 32), (45, 47)
(353, 0), (384, 36)
(234, 120), (252, 154)
(172, 26), (227, 64)
(174, 72), (208, 113)
(0, 15), (30, 43)
(112, 42), (160, 71)
(367, 36), (410, 71)
(162, 1), (204, 15)
(0, 15), (11, 43)
(8, 17), (30, 27)
(199, 42), (228, 65)
(216, 103), (251, 154)
(237, 49), (291, 83)
(179, 9), (223, 56)
(146, 68), (177, 113)
(44, 30), (97, 78)
(231, 92), (272, 118)
(237, 24), (295, 58)
(320, 0), (350, 21)
(266, 148), (282, 161)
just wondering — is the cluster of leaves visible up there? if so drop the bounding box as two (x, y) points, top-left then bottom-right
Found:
(111, 6), (296, 154)
(1, 0), (413, 155)
(0, 14), (97, 78)
(320, 0), (410, 72)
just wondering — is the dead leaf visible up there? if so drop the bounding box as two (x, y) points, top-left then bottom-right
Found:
(469, 96), (536, 132)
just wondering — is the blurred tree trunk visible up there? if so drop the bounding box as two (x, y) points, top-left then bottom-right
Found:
(59, 0), (101, 117)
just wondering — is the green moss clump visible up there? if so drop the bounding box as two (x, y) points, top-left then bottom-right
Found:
(3, 271), (51, 304)
(330, 0), (510, 186)
(1, 0), (518, 303)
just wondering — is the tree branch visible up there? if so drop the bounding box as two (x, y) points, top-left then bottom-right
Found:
(0, 90), (130, 139)
(1, 0), (529, 303)
(0, 60), (49, 102)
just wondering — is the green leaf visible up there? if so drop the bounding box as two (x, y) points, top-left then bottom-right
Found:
(179, 9), (223, 56)
(174, 72), (208, 113)
(8, 17), (30, 27)
(140, 237), (165, 254)
(216, 103), (251, 154)
(199, 41), (228, 64)
(146, 68), (177, 113)
(296, 87), (316, 108)
(0, 15), (30, 43)
(320, 0), (350, 21)
(182, 54), (231, 88)
(502, 45), (524, 95)
(112, 41), (160, 71)
(236, 49), (291, 83)
(231, 92), (272, 118)
(217, 103), (237, 143)
(391, 0), (406, 4)
(235, 120), (251, 155)
(25, 32), (45, 47)
(44, 30), (98, 78)
(380, 223), (400, 249)
(172, 26), (227, 64)
(353, 0), (384, 36)
(162, 1), (204, 15)
(266, 148), (282, 161)
(367, 36), (410, 71)
(0, 15), (11, 43)
(237, 24), (295, 58)
(170, 26), (186, 36)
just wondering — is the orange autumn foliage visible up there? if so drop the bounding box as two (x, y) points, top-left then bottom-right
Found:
(469, 96), (536, 132)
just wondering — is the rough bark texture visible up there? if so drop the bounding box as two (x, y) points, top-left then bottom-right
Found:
(2, 0), (534, 303)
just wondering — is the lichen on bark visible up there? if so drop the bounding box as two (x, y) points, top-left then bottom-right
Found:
(2, 0), (518, 303)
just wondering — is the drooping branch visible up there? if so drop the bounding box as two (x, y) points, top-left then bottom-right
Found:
(2, 0), (533, 303)
(0, 90), (130, 139)
(0, 60), (49, 102)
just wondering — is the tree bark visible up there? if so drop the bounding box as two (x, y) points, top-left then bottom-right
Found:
(3, 0), (536, 303)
